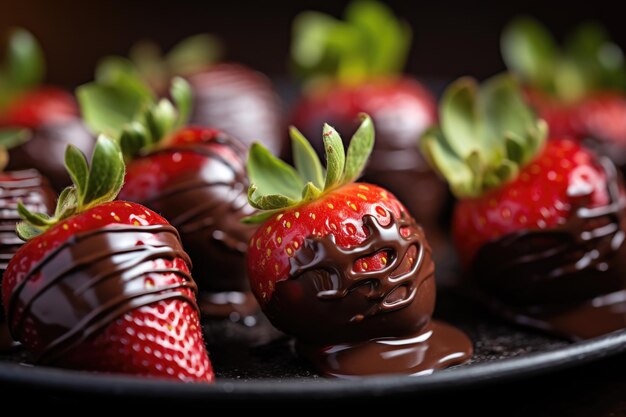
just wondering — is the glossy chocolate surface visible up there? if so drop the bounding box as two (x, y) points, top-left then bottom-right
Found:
(6, 120), (94, 192)
(137, 135), (256, 294)
(264, 212), (472, 376)
(187, 64), (284, 155)
(472, 157), (626, 339)
(6, 224), (197, 363)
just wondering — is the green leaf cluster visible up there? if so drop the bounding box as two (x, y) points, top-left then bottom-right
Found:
(291, 0), (411, 84)
(420, 75), (547, 199)
(77, 75), (192, 161)
(502, 17), (626, 101)
(16, 136), (125, 240)
(245, 114), (375, 223)
(0, 28), (45, 109)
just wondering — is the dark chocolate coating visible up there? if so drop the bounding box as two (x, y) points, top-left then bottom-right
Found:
(6, 224), (197, 363)
(134, 135), (256, 293)
(0, 169), (55, 351)
(6, 119), (95, 192)
(472, 157), (626, 307)
(187, 64), (285, 155)
(264, 212), (435, 345)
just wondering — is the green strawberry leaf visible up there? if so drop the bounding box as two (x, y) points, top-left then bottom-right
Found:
(440, 78), (482, 158)
(64, 144), (89, 201)
(166, 34), (221, 75)
(0, 128), (30, 149)
(343, 113), (374, 183)
(322, 123), (346, 190)
(501, 17), (558, 92)
(290, 126), (325, 189)
(82, 136), (125, 209)
(247, 143), (304, 206)
(77, 83), (150, 137)
(2, 28), (45, 91)
(170, 76), (192, 127)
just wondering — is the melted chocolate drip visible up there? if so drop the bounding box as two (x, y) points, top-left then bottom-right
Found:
(472, 157), (626, 339)
(6, 224), (197, 363)
(0, 170), (55, 352)
(264, 212), (472, 376)
(6, 120), (95, 192)
(141, 135), (256, 294)
(298, 321), (472, 377)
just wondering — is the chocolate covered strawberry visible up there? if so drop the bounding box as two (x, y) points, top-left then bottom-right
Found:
(502, 17), (626, 170)
(289, 1), (443, 232)
(0, 144), (55, 351)
(421, 75), (626, 311)
(0, 28), (94, 190)
(93, 34), (284, 154)
(2, 137), (213, 382)
(245, 114), (472, 376)
(79, 78), (258, 327)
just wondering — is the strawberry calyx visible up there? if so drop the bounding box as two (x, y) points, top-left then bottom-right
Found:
(420, 74), (548, 199)
(245, 113), (375, 223)
(291, 0), (411, 86)
(77, 74), (192, 161)
(15, 136), (125, 240)
(502, 17), (626, 102)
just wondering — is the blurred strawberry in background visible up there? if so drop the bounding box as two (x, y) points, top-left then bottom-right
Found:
(94, 34), (285, 155)
(502, 17), (626, 171)
(0, 28), (94, 191)
(289, 0), (446, 239)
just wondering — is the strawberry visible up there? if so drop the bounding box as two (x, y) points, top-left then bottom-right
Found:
(79, 78), (256, 303)
(0, 28), (94, 191)
(502, 18), (626, 162)
(245, 114), (436, 346)
(421, 75), (626, 306)
(289, 1), (442, 228)
(1, 137), (213, 382)
(94, 34), (284, 154)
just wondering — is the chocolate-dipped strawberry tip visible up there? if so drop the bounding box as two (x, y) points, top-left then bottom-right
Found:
(79, 76), (262, 333)
(421, 74), (626, 340)
(2, 136), (214, 382)
(245, 114), (472, 377)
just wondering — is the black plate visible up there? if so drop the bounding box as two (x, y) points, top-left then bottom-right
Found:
(2, 286), (626, 401)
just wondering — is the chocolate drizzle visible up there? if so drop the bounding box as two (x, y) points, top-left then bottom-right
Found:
(264, 212), (473, 376)
(472, 157), (626, 339)
(136, 134), (256, 293)
(288, 213), (428, 318)
(6, 224), (197, 363)
(0, 170), (55, 352)
(0, 170), (56, 272)
(473, 157), (626, 307)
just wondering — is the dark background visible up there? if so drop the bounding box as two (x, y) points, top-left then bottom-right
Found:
(1, 0), (626, 87)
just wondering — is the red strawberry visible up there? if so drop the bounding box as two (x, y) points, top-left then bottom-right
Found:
(245, 114), (436, 346)
(95, 35), (284, 155)
(1, 137), (213, 382)
(0, 87), (78, 129)
(289, 1), (442, 229)
(0, 29), (94, 191)
(80, 78), (256, 302)
(502, 18), (626, 164)
(421, 75), (626, 306)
